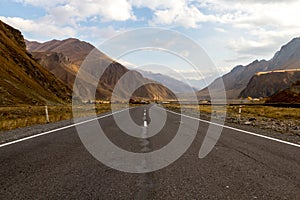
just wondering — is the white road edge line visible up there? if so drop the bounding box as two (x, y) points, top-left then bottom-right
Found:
(158, 106), (300, 148)
(0, 107), (133, 148)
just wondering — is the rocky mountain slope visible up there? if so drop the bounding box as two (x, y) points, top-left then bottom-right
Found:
(267, 80), (300, 104)
(198, 37), (300, 99)
(240, 69), (300, 98)
(0, 20), (71, 105)
(26, 39), (176, 100)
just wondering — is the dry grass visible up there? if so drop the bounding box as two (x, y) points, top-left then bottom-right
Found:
(2, 103), (298, 131)
(227, 105), (300, 120)
(0, 104), (126, 131)
(163, 104), (300, 121)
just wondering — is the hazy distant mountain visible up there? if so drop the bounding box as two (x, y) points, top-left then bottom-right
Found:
(137, 70), (197, 93)
(267, 80), (300, 104)
(0, 20), (71, 105)
(26, 39), (176, 100)
(198, 37), (300, 99)
(240, 69), (300, 98)
(184, 79), (203, 90)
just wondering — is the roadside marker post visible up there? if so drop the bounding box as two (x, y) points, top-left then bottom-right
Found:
(238, 105), (242, 122)
(45, 105), (49, 123)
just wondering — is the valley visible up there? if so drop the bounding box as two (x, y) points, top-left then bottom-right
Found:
(0, 1), (300, 199)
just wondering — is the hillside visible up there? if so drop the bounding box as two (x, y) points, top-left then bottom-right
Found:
(26, 38), (96, 66)
(240, 69), (300, 98)
(26, 39), (176, 100)
(198, 37), (300, 99)
(0, 20), (71, 105)
(267, 80), (300, 104)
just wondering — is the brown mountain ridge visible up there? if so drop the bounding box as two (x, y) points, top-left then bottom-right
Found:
(0, 20), (71, 105)
(26, 38), (176, 101)
(240, 69), (300, 98)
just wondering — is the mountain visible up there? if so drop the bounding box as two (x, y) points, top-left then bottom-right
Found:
(270, 37), (300, 69)
(137, 70), (197, 93)
(267, 80), (300, 104)
(26, 39), (176, 100)
(26, 38), (95, 66)
(198, 37), (300, 99)
(240, 69), (300, 98)
(0, 20), (71, 105)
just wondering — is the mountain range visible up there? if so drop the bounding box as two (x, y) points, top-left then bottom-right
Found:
(1, 18), (300, 105)
(198, 37), (300, 99)
(26, 38), (176, 101)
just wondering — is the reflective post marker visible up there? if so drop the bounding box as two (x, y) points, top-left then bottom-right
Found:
(45, 105), (49, 123)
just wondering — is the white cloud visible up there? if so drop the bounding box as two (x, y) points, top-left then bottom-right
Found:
(83, 26), (122, 39)
(130, 0), (217, 28)
(214, 27), (226, 33)
(8, 0), (136, 42)
(218, 1), (300, 29)
(16, 0), (136, 23)
(7, 0), (300, 72)
(15, 0), (68, 7)
(117, 59), (136, 68)
(228, 37), (273, 55)
(180, 50), (190, 57)
(0, 16), (76, 40)
(129, 0), (300, 63)
(195, 0), (300, 64)
(227, 28), (300, 57)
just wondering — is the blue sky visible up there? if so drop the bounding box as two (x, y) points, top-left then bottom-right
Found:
(1, 0), (300, 88)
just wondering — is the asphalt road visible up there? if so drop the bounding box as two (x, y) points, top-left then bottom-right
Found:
(0, 105), (299, 199)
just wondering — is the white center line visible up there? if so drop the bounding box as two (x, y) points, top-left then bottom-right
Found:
(144, 120), (148, 127)
(143, 109), (147, 127)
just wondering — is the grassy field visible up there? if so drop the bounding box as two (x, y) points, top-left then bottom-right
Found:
(0, 104), (126, 131)
(163, 104), (300, 121)
(163, 103), (300, 136)
(227, 105), (300, 120)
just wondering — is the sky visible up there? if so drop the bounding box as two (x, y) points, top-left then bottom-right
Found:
(1, 0), (300, 88)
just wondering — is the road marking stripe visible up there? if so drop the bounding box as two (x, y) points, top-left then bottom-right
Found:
(143, 109), (147, 127)
(160, 107), (300, 148)
(0, 107), (133, 148)
(144, 121), (148, 127)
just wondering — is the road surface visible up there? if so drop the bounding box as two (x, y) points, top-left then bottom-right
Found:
(0, 105), (299, 199)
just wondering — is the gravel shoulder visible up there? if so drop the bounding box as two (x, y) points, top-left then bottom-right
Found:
(0, 118), (75, 144)
(168, 107), (300, 146)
